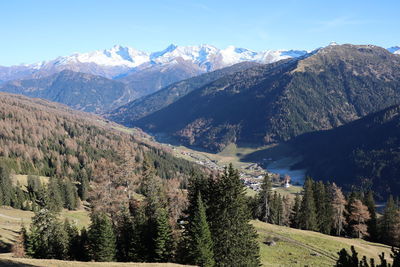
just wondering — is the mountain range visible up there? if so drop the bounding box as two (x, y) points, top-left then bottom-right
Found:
(0, 44), (308, 82)
(119, 44), (400, 151)
(0, 44), (309, 112)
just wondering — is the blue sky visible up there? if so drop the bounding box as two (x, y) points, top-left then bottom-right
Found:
(1, 0), (399, 66)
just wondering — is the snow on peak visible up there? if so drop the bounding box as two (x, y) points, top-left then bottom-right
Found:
(23, 44), (308, 74)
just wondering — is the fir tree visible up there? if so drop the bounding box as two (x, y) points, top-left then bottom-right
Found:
(299, 177), (317, 231)
(364, 191), (378, 241)
(153, 207), (174, 262)
(290, 194), (301, 228)
(314, 181), (333, 234)
(185, 192), (215, 267)
(259, 174), (273, 222)
(26, 208), (68, 259)
(88, 212), (116, 262)
(46, 177), (63, 212)
(380, 196), (399, 246)
(207, 164), (260, 267)
(0, 164), (12, 206)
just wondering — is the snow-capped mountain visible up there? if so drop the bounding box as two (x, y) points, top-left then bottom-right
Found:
(1, 43), (399, 85)
(0, 44), (308, 81)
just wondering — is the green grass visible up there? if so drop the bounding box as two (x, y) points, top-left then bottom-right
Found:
(0, 254), (193, 267)
(0, 207), (90, 246)
(253, 220), (391, 267)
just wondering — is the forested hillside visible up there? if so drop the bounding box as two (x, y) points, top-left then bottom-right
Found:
(290, 104), (400, 197)
(108, 62), (260, 125)
(130, 44), (400, 151)
(0, 92), (200, 212)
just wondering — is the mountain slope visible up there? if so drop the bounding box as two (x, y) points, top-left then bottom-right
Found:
(0, 70), (136, 113)
(290, 104), (400, 196)
(132, 44), (400, 151)
(107, 62), (261, 125)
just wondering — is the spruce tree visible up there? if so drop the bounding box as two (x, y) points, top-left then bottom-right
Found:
(185, 192), (215, 267)
(88, 212), (116, 262)
(46, 177), (63, 212)
(290, 194), (301, 228)
(0, 164), (12, 206)
(380, 195), (399, 246)
(314, 181), (333, 234)
(364, 191), (378, 241)
(299, 177), (318, 231)
(26, 208), (68, 259)
(259, 174), (273, 222)
(207, 164), (260, 266)
(153, 207), (174, 262)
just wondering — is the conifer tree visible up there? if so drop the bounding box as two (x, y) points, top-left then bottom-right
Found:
(115, 209), (136, 262)
(0, 164), (12, 206)
(282, 195), (293, 226)
(185, 193), (215, 267)
(364, 191), (378, 241)
(331, 183), (347, 236)
(153, 207), (175, 262)
(259, 174), (273, 222)
(314, 181), (333, 234)
(290, 194), (301, 228)
(88, 212), (116, 262)
(46, 177), (63, 212)
(207, 164), (260, 266)
(380, 196), (400, 246)
(26, 208), (68, 259)
(349, 199), (370, 239)
(299, 177), (317, 231)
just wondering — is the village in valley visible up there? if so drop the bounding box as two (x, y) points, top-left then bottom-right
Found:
(168, 144), (296, 193)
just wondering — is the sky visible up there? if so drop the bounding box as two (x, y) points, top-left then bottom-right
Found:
(0, 0), (399, 66)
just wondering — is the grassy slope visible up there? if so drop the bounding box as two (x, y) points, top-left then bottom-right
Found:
(254, 220), (391, 267)
(0, 207), (90, 247)
(1, 207), (392, 267)
(0, 254), (193, 267)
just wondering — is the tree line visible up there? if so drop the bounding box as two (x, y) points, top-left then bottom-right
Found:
(252, 175), (400, 247)
(14, 164), (260, 266)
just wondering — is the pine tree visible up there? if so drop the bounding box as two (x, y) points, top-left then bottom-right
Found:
(282, 195), (293, 226)
(331, 183), (347, 236)
(185, 192), (215, 267)
(314, 181), (333, 234)
(259, 174), (273, 222)
(46, 177), (63, 212)
(115, 209), (135, 262)
(290, 194), (301, 228)
(62, 179), (78, 210)
(299, 177), (317, 231)
(364, 191), (378, 241)
(153, 207), (174, 262)
(26, 208), (68, 259)
(0, 164), (12, 206)
(336, 246), (359, 267)
(207, 164), (260, 266)
(88, 212), (116, 262)
(380, 196), (400, 246)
